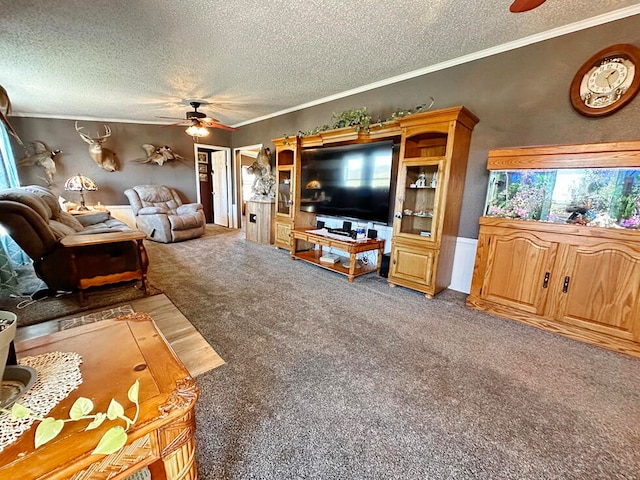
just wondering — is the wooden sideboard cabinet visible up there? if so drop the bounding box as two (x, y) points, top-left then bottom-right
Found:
(468, 218), (640, 357)
(467, 140), (640, 358)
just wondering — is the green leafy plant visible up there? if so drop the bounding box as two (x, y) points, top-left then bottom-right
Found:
(283, 98), (435, 141)
(1, 380), (140, 455)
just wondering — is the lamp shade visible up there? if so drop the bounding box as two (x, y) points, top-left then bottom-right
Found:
(64, 174), (98, 192)
(305, 180), (322, 190)
(64, 174), (97, 210)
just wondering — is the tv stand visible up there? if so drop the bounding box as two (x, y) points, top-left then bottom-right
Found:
(290, 229), (385, 282)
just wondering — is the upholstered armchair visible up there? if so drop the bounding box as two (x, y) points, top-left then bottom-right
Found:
(0, 185), (143, 292)
(124, 185), (205, 243)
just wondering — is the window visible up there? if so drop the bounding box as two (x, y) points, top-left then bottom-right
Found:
(344, 155), (364, 187)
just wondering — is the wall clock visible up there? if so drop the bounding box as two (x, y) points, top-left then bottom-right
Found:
(570, 44), (640, 117)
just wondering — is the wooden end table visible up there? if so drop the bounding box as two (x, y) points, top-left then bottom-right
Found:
(1, 313), (199, 480)
(60, 231), (149, 304)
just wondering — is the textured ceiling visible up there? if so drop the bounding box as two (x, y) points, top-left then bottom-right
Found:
(1, 1), (640, 127)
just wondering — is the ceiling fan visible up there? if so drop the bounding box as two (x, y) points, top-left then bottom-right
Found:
(162, 101), (237, 136)
(510, 0), (546, 13)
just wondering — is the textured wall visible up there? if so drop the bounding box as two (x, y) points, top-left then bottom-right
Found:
(10, 118), (231, 206)
(231, 16), (640, 239)
(8, 17), (640, 238)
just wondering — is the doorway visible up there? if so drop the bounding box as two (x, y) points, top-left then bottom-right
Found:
(233, 144), (262, 229)
(193, 144), (232, 227)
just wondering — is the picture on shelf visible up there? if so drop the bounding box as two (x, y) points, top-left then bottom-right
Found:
(197, 152), (208, 164)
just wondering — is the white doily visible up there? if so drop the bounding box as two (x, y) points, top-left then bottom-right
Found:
(0, 351), (83, 451)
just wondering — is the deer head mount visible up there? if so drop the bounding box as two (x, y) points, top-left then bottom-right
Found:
(74, 121), (119, 172)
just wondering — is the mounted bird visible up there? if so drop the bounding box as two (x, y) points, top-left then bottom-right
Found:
(134, 144), (191, 166)
(18, 141), (61, 185)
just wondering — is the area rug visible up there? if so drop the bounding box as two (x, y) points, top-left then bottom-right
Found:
(1, 279), (162, 328)
(59, 304), (135, 330)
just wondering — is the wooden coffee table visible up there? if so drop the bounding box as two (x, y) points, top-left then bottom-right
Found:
(61, 231), (149, 304)
(0, 313), (199, 480)
(290, 228), (385, 283)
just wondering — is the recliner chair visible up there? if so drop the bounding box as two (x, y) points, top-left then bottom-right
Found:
(0, 185), (144, 292)
(124, 185), (205, 243)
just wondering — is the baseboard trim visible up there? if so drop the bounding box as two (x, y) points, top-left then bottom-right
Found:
(449, 237), (477, 294)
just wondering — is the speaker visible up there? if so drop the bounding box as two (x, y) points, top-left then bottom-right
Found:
(367, 229), (378, 239)
(342, 221), (352, 231)
(316, 220), (325, 229)
(379, 253), (391, 278)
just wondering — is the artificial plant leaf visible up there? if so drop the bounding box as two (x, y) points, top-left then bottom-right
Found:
(35, 417), (65, 448)
(10, 403), (31, 419)
(92, 426), (127, 455)
(127, 380), (139, 403)
(85, 412), (106, 430)
(69, 397), (94, 420)
(106, 399), (124, 420)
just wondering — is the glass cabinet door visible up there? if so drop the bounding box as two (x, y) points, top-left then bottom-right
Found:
(277, 168), (292, 216)
(397, 163), (440, 238)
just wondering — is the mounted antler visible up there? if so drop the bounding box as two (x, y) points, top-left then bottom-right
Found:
(75, 121), (119, 171)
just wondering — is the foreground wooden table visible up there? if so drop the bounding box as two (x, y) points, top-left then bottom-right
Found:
(1, 313), (199, 480)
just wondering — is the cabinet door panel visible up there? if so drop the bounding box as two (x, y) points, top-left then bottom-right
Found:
(481, 233), (557, 314)
(555, 242), (640, 341)
(390, 244), (436, 288)
(275, 222), (291, 249)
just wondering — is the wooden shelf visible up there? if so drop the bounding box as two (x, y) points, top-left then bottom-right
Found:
(290, 229), (384, 283)
(293, 249), (377, 278)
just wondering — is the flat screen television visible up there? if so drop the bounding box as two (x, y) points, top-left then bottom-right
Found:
(300, 140), (396, 225)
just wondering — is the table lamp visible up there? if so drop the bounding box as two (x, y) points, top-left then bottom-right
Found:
(64, 174), (98, 211)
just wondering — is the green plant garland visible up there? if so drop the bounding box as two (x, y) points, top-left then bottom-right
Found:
(283, 97), (435, 143)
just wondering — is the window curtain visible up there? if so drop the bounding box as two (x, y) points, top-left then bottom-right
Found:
(0, 124), (30, 293)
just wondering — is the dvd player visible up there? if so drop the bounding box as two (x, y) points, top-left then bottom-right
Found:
(326, 228), (357, 239)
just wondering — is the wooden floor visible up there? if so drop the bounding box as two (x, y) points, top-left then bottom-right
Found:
(15, 294), (225, 377)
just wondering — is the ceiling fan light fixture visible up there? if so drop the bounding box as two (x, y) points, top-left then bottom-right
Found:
(185, 123), (209, 138)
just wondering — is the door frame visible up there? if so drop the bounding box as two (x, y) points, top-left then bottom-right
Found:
(233, 143), (263, 230)
(193, 143), (233, 227)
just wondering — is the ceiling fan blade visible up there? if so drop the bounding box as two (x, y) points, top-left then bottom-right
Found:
(204, 122), (238, 132)
(510, 0), (546, 13)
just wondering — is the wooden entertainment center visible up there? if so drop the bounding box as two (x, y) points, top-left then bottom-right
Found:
(273, 106), (478, 297)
